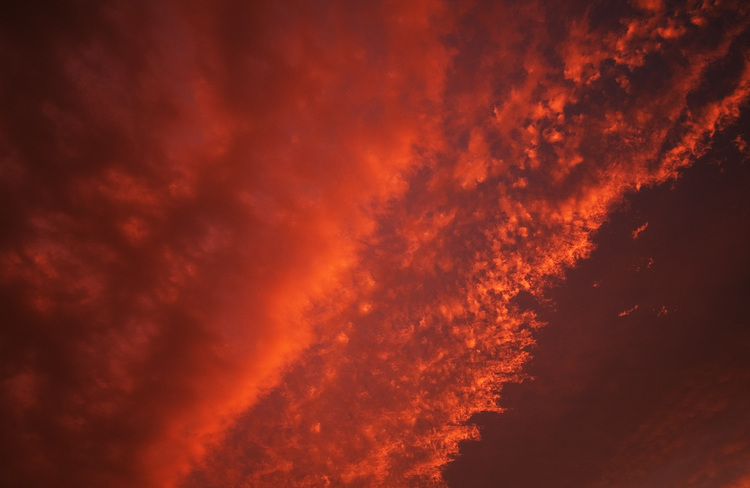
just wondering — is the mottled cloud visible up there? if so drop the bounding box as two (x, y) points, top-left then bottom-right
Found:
(444, 125), (750, 488)
(1, 0), (749, 487)
(183, 0), (750, 486)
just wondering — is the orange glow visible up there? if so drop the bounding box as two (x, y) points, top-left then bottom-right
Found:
(1, 0), (749, 487)
(631, 222), (649, 239)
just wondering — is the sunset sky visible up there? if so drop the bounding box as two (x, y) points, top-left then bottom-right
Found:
(1, 1), (749, 487)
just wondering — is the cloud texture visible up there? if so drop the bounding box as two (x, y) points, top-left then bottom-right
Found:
(1, 0), (749, 487)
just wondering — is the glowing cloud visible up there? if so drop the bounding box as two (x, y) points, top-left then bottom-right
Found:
(0, 0), (748, 487)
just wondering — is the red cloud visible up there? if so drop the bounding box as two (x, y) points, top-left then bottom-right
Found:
(1, 0), (749, 487)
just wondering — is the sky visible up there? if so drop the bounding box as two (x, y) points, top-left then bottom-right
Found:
(0, 1), (749, 487)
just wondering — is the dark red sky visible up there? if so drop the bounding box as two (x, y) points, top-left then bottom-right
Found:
(1, 1), (749, 487)
(444, 116), (750, 488)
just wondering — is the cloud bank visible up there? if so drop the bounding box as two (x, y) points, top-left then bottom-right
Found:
(1, 0), (748, 487)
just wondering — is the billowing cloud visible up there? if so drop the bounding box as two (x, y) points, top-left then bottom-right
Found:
(1, 1), (450, 486)
(1, 0), (749, 487)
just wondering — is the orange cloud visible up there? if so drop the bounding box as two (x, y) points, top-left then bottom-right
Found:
(631, 222), (648, 239)
(1, 0), (749, 487)
(183, 2), (750, 486)
(0, 0), (450, 486)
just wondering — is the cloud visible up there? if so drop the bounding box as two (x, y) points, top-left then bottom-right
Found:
(443, 113), (750, 488)
(631, 222), (648, 239)
(1, 0), (749, 487)
(181, 1), (750, 486)
(0, 0), (450, 486)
